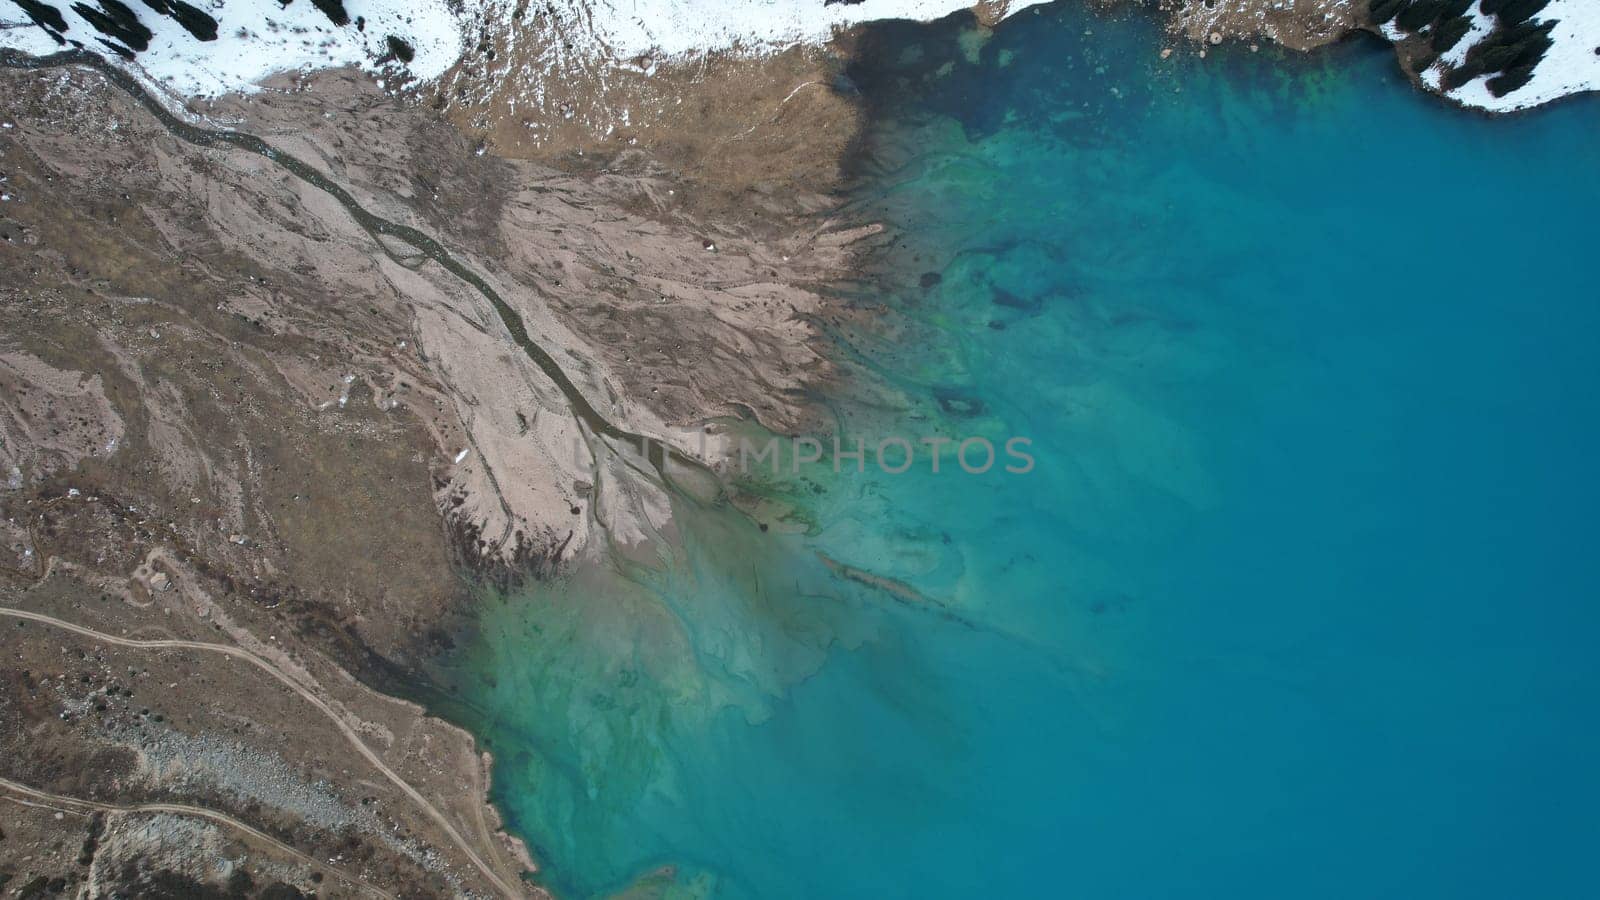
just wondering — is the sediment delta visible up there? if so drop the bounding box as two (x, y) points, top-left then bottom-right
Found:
(2, 0), (1596, 896)
(0, 24), (869, 897)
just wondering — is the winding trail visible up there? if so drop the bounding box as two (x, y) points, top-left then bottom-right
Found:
(0, 775), (392, 899)
(0, 606), (523, 898)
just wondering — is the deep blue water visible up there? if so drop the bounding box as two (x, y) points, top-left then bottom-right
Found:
(441, 5), (1600, 898)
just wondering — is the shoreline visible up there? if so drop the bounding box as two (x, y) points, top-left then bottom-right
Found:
(3, 2), (1596, 897)
(6, 2), (1593, 132)
(1, 36), (883, 897)
(417, 5), (1599, 887)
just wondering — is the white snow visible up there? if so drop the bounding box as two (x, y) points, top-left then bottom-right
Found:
(0, 1), (1054, 101)
(520, 0), (1051, 58)
(1435, 8), (1496, 72)
(1433, 0), (1600, 112)
(2, 1), (1594, 112)
(0, 0), (465, 98)
(0, 15), (66, 58)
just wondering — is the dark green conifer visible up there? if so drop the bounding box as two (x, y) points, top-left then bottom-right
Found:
(1397, 0), (1448, 31)
(1487, 63), (1537, 95)
(1431, 15), (1474, 52)
(1496, 0), (1552, 26)
(1370, 0), (1411, 25)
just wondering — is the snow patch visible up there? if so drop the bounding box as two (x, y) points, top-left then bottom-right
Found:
(2, 1), (1054, 101)
(3, 1), (1594, 115)
(1436, 0), (1600, 112)
(1, 0), (465, 98)
(515, 0), (1052, 59)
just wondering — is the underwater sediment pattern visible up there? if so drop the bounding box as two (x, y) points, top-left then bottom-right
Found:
(436, 5), (1600, 898)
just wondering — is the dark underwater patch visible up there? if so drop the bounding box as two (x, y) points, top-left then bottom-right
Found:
(991, 287), (1042, 313)
(840, 3), (1162, 157)
(933, 387), (986, 417)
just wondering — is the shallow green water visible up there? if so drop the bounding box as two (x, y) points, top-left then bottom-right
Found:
(436, 5), (1600, 897)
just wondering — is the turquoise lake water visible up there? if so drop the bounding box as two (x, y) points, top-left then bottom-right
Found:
(435, 4), (1600, 897)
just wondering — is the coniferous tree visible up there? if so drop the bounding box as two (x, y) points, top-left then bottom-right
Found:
(1370, 0), (1411, 25)
(1397, 0), (1448, 31)
(1432, 15), (1475, 52)
(1496, 0), (1552, 26)
(1488, 63), (1538, 95)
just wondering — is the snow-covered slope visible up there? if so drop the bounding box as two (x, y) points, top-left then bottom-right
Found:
(1, 0), (465, 96)
(1418, 0), (1600, 112)
(0, 0), (1045, 99)
(2, 1), (1595, 112)
(514, 0), (1047, 57)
